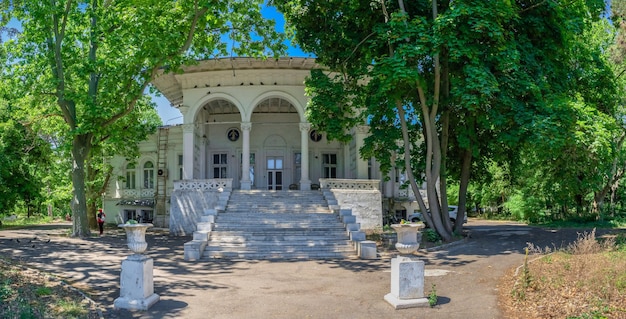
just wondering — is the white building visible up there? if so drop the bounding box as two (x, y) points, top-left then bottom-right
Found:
(103, 57), (420, 233)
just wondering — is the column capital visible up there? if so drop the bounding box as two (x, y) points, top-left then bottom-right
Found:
(241, 122), (252, 131)
(178, 105), (190, 115)
(355, 125), (369, 135)
(299, 122), (311, 132)
(182, 123), (196, 133)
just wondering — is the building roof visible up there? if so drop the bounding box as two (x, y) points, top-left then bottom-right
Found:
(152, 57), (321, 107)
(116, 199), (155, 208)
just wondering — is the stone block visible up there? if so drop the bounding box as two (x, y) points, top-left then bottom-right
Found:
(204, 209), (218, 216)
(358, 241), (377, 259)
(326, 199), (338, 206)
(346, 223), (360, 232)
(184, 240), (207, 261)
(196, 222), (213, 232)
(114, 255), (160, 311)
(200, 215), (215, 223)
(214, 205), (225, 212)
(192, 231), (210, 241)
(350, 230), (366, 242)
(339, 209), (353, 216)
(390, 256), (424, 299)
(342, 215), (356, 224)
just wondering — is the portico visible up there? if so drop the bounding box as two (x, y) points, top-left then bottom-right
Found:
(155, 58), (327, 191)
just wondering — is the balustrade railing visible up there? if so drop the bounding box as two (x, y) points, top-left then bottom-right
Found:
(173, 178), (233, 191)
(120, 189), (156, 198)
(319, 179), (380, 190)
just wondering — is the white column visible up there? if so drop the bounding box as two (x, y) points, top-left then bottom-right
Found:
(299, 123), (312, 191)
(354, 125), (369, 179)
(240, 122), (252, 190)
(182, 124), (195, 180)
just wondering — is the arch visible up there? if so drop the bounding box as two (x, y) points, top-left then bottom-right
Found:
(186, 92), (246, 124)
(263, 134), (288, 148)
(247, 91), (306, 122)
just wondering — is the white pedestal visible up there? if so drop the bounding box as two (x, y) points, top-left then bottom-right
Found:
(384, 256), (429, 309)
(114, 254), (160, 311)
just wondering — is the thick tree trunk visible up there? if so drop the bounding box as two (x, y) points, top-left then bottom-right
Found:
(71, 134), (91, 237)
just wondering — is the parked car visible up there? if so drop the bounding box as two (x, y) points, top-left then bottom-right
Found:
(408, 205), (467, 227)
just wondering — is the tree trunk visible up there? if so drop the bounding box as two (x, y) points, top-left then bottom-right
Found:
(71, 134), (92, 237)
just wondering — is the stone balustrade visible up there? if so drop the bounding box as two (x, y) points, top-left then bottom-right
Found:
(121, 189), (156, 198)
(319, 179), (380, 190)
(173, 179), (233, 191)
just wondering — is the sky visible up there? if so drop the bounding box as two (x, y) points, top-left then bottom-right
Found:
(155, 5), (310, 125)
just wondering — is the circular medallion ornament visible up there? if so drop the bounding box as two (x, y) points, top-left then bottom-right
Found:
(227, 128), (240, 142)
(310, 130), (322, 142)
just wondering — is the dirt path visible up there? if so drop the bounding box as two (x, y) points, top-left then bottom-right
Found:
(0, 221), (619, 319)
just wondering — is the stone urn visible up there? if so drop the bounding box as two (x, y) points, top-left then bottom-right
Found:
(391, 223), (425, 254)
(118, 223), (153, 254)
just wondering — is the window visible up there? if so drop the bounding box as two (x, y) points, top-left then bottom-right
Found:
(124, 208), (153, 223)
(178, 154), (183, 180)
(140, 210), (154, 223)
(125, 163), (136, 189)
(322, 153), (337, 178)
(143, 161), (154, 189)
(213, 153), (228, 178)
(125, 209), (138, 222)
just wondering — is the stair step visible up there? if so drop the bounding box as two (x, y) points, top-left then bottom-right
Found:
(197, 189), (357, 261)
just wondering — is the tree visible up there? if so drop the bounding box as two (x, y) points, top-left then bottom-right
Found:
(275, 0), (608, 239)
(2, 0), (284, 237)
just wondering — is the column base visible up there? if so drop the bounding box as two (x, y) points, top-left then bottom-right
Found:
(384, 293), (430, 309)
(240, 180), (252, 190)
(114, 293), (160, 311)
(299, 180), (311, 191)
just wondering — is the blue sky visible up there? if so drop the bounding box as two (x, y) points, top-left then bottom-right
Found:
(156, 5), (309, 125)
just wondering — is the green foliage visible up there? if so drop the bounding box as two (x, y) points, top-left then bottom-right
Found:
(0, 279), (14, 300)
(428, 284), (438, 307)
(35, 287), (52, 296)
(1, 1), (285, 236)
(277, 0), (617, 237)
(423, 228), (442, 243)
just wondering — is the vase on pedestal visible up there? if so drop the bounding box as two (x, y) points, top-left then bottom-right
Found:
(118, 223), (153, 254)
(114, 223), (159, 311)
(391, 223), (424, 255)
(384, 223), (429, 309)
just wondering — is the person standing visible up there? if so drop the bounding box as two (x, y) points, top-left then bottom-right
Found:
(97, 209), (106, 236)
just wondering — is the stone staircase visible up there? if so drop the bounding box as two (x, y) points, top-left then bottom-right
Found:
(201, 190), (357, 260)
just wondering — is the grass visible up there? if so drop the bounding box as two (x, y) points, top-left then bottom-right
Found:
(0, 257), (99, 319)
(500, 229), (626, 318)
(0, 215), (64, 229)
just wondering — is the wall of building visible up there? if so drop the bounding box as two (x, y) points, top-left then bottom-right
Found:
(169, 189), (221, 236)
(331, 189), (383, 231)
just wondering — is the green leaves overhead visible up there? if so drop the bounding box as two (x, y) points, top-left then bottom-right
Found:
(2, 0), (285, 236)
(277, 0), (620, 228)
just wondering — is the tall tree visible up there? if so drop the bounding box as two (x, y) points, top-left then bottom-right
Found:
(2, 0), (284, 237)
(275, 0), (607, 239)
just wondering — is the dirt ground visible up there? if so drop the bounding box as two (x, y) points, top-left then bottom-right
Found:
(0, 220), (622, 319)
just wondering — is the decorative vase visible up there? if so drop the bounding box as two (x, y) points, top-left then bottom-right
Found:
(391, 223), (424, 254)
(119, 223), (153, 254)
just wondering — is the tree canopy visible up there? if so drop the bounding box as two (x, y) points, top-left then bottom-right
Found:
(1, 0), (284, 236)
(275, 0), (617, 238)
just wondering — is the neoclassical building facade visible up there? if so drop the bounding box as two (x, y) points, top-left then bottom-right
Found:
(103, 57), (417, 229)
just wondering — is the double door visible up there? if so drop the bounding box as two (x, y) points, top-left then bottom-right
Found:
(267, 156), (283, 190)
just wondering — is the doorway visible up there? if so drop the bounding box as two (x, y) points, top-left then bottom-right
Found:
(267, 156), (283, 190)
